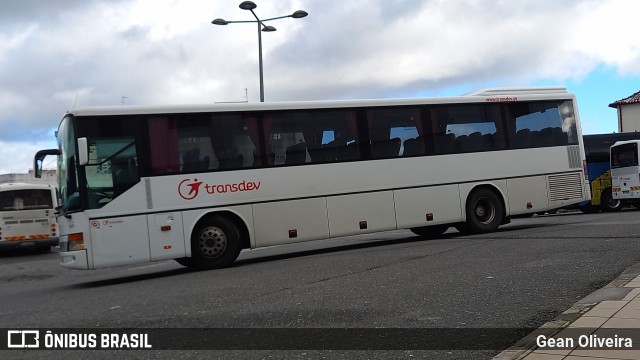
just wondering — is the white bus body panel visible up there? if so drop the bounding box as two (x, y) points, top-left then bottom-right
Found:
(612, 174), (640, 199)
(506, 176), (548, 214)
(148, 212), (185, 261)
(394, 184), (462, 228)
(90, 214), (150, 268)
(253, 198), (329, 247)
(327, 191), (396, 237)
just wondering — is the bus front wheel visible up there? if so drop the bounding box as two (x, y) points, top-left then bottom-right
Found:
(178, 216), (242, 270)
(600, 188), (622, 212)
(464, 188), (504, 234)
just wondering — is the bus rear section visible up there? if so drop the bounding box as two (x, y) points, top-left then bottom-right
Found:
(0, 183), (58, 252)
(580, 133), (640, 212)
(611, 140), (640, 202)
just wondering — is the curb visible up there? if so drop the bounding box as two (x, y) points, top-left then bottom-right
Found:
(492, 263), (640, 359)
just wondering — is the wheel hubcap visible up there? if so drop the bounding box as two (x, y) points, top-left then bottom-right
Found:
(475, 198), (496, 224)
(197, 226), (227, 258)
(606, 197), (620, 209)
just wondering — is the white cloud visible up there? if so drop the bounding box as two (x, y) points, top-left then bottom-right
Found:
(0, 140), (57, 174)
(0, 0), (639, 173)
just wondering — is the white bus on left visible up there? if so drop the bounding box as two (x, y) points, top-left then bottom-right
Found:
(0, 183), (58, 252)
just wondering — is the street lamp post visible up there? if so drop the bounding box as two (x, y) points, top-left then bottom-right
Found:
(212, 1), (308, 102)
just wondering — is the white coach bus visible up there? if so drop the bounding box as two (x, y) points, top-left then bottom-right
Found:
(34, 87), (589, 270)
(0, 183), (58, 252)
(611, 139), (640, 201)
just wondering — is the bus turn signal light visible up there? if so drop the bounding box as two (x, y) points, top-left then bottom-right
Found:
(67, 232), (85, 250)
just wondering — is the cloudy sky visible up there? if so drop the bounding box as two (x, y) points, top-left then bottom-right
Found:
(1, 0), (639, 174)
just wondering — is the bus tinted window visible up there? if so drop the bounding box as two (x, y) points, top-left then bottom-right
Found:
(80, 100), (582, 181)
(508, 101), (578, 148)
(267, 110), (360, 165)
(147, 114), (256, 174)
(611, 143), (639, 168)
(430, 104), (504, 153)
(0, 190), (53, 211)
(367, 107), (421, 158)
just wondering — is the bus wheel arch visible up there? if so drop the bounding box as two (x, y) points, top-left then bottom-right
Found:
(178, 211), (249, 270)
(462, 185), (506, 234)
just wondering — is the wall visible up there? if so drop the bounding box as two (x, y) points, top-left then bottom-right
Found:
(619, 103), (640, 133)
(0, 170), (57, 187)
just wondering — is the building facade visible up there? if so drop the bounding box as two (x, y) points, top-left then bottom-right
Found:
(609, 90), (640, 133)
(0, 170), (57, 187)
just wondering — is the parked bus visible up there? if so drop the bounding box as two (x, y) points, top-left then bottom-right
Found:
(0, 183), (58, 252)
(611, 139), (640, 203)
(34, 87), (589, 270)
(579, 133), (640, 212)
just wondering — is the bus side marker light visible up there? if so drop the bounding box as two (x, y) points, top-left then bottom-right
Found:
(359, 221), (368, 230)
(527, 202), (533, 209)
(426, 213), (434, 221)
(289, 229), (298, 238)
(164, 245), (172, 249)
(160, 225), (171, 232)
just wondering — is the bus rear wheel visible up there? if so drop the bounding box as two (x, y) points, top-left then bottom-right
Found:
(178, 216), (242, 270)
(600, 188), (622, 212)
(464, 188), (504, 234)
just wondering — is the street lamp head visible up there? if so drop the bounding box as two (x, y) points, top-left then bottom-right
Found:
(211, 18), (229, 25)
(262, 25), (276, 32)
(239, 1), (257, 10)
(291, 10), (308, 19)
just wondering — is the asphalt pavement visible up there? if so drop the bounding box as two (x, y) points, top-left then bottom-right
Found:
(3, 209), (640, 360)
(495, 249), (640, 359)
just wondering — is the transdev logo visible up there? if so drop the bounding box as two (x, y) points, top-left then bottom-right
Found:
(178, 178), (261, 200)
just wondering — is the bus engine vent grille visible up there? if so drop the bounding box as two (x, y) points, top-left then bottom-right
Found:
(567, 145), (581, 169)
(548, 173), (583, 201)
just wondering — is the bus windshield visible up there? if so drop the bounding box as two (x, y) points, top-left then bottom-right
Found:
(57, 115), (140, 211)
(57, 116), (81, 213)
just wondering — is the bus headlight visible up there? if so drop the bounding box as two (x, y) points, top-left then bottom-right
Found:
(67, 232), (86, 251)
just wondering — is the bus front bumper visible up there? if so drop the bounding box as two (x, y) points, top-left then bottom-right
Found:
(60, 250), (89, 269)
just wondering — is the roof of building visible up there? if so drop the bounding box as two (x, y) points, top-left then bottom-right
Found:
(609, 90), (640, 108)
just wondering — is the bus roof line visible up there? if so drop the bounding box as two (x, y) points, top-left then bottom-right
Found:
(465, 87), (568, 96)
(65, 87), (573, 118)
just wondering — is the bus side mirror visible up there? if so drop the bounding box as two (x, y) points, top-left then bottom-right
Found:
(34, 149), (61, 178)
(77, 137), (89, 166)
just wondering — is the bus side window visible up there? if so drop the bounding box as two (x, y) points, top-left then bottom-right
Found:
(371, 138), (401, 158)
(285, 142), (308, 165)
(111, 158), (138, 197)
(182, 148), (210, 172)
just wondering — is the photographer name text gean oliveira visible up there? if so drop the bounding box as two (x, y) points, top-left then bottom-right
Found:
(537, 334), (633, 349)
